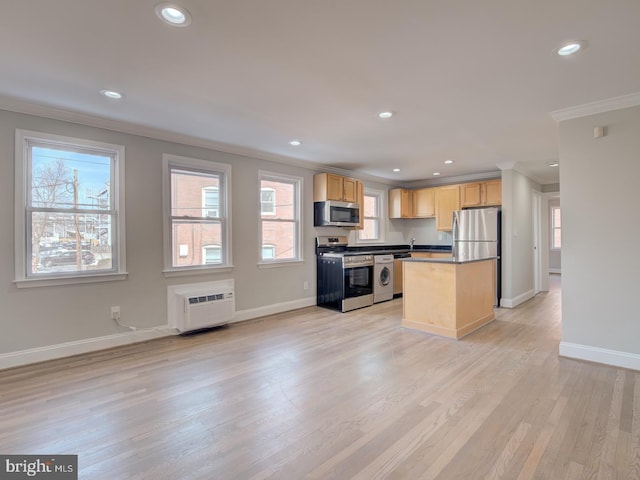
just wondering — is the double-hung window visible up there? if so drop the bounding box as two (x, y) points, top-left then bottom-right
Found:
(551, 206), (561, 249)
(163, 154), (231, 272)
(259, 171), (302, 264)
(357, 189), (383, 243)
(15, 130), (126, 286)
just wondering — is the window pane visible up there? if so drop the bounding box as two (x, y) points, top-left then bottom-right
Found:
(261, 220), (296, 259)
(171, 169), (220, 217)
(31, 146), (111, 210)
(553, 229), (562, 249)
(360, 219), (379, 240)
(553, 208), (561, 228)
(261, 180), (293, 220)
(260, 188), (276, 215)
(203, 245), (222, 264)
(172, 220), (222, 267)
(363, 194), (377, 217)
(202, 187), (219, 217)
(262, 245), (276, 259)
(31, 212), (112, 274)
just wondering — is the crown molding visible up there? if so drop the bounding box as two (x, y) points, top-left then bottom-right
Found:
(403, 170), (501, 189)
(550, 92), (640, 122)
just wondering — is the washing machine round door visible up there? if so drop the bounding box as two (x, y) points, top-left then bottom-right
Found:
(379, 266), (391, 286)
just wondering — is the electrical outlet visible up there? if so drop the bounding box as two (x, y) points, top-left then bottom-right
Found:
(303, 281), (309, 290)
(110, 306), (121, 320)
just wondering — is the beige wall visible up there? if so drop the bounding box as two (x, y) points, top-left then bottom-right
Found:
(560, 104), (640, 357)
(0, 109), (317, 356)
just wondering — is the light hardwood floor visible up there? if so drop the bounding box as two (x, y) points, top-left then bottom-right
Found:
(1, 275), (639, 479)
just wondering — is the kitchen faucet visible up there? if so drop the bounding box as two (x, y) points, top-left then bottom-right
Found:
(409, 238), (415, 250)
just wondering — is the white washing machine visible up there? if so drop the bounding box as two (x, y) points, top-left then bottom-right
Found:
(374, 254), (394, 303)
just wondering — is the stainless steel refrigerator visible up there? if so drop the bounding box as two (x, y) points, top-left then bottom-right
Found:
(452, 207), (501, 305)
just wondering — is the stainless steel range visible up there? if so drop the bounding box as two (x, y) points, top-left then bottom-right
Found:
(316, 236), (374, 312)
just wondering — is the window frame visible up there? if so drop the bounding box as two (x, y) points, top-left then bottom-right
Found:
(551, 205), (562, 250)
(14, 129), (127, 288)
(356, 188), (385, 244)
(162, 154), (232, 275)
(258, 171), (303, 266)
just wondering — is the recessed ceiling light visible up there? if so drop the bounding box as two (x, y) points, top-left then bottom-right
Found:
(557, 41), (585, 56)
(155, 3), (192, 26)
(392, 168), (400, 172)
(100, 89), (124, 100)
(549, 161), (559, 167)
(378, 111), (393, 119)
(433, 172), (441, 176)
(444, 159), (454, 165)
(289, 140), (301, 146)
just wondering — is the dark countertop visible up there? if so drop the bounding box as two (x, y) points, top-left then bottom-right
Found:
(402, 256), (497, 265)
(345, 244), (452, 256)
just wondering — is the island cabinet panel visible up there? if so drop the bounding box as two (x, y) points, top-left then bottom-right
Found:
(434, 185), (460, 231)
(402, 258), (496, 339)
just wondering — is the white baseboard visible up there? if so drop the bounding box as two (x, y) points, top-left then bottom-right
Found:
(549, 268), (561, 274)
(0, 297), (318, 370)
(500, 289), (535, 309)
(0, 327), (176, 371)
(232, 297), (316, 323)
(559, 342), (640, 371)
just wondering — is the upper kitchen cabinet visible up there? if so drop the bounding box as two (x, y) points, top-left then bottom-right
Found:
(355, 179), (365, 230)
(313, 173), (357, 203)
(460, 179), (502, 208)
(435, 185), (460, 231)
(412, 188), (436, 218)
(389, 188), (413, 218)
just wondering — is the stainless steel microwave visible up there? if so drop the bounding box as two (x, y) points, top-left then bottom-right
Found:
(314, 201), (360, 227)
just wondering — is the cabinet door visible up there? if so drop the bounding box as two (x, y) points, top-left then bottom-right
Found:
(342, 177), (357, 203)
(355, 180), (365, 230)
(393, 258), (403, 295)
(389, 188), (413, 218)
(483, 179), (502, 206)
(435, 186), (460, 231)
(460, 182), (482, 208)
(326, 174), (344, 201)
(413, 188), (435, 217)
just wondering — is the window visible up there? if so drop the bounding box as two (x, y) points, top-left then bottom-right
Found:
(551, 206), (561, 249)
(15, 130), (126, 286)
(163, 154), (231, 271)
(260, 188), (276, 215)
(259, 172), (302, 263)
(202, 245), (222, 264)
(357, 190), (383, 242)
(202, 187), (219, 217)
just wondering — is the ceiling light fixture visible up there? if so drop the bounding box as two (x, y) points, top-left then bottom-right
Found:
(289, 140), (301, 146)
(433, 172), (441, 176)
(548, 161), (559, 167)
(557, 41), (585, 56)
(378, 111), (393, 119)
(392, 168), (400, 172)
(155, 3), (192, 26)
(100, 89), (124, 100)
(444, 159), (454, 165)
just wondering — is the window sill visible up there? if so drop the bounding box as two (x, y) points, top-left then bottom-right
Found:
(163, 266), (234, 278)
(15, 272), (128, 289)
(257, 259), (304, 269)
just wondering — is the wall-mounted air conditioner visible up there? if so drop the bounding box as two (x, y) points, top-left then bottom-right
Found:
(168, 279), (235, 333)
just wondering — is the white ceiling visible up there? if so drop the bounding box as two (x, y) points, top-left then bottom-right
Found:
(2, 1), (640, 185)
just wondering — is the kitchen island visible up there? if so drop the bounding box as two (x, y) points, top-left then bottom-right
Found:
(402, 257), (496, 339)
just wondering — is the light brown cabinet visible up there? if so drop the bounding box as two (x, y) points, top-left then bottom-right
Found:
(355, 180), (365, 230)
(412, 188), (436, 218)
(410, 252), (452, 259)
(393, 258), (403, 295)
(313, 173), (358, 203)
(388, 188), (413, 218)
(460, 179), (502, 208)
(435, 185), (460, 231)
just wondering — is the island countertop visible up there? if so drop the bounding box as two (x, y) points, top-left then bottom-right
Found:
(401, 256), (497, 265)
